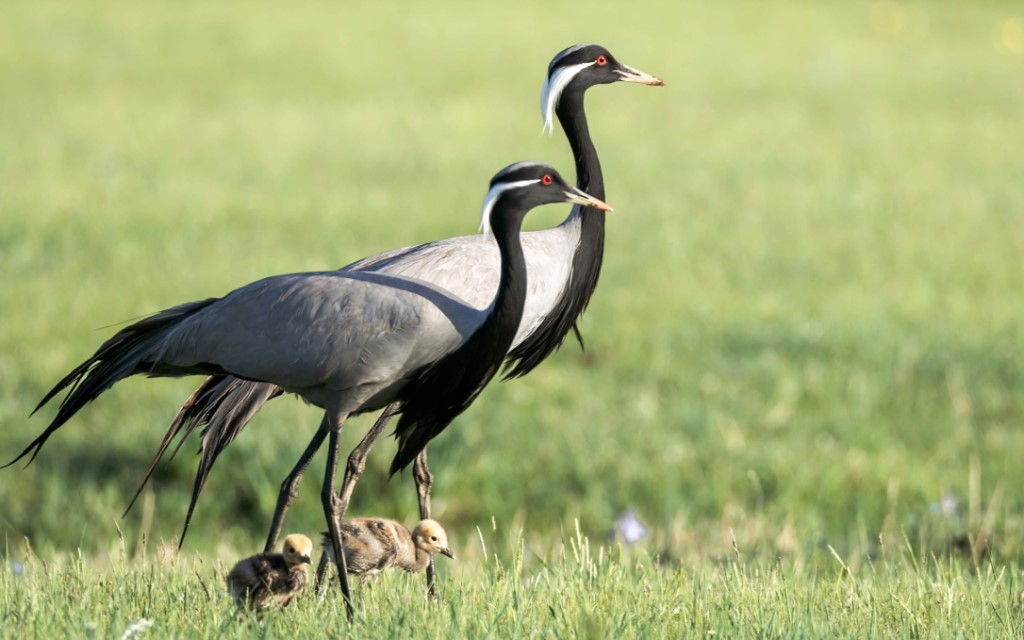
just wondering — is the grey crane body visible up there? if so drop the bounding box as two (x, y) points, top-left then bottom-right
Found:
(10, 161), (610, 614)
(343, 224), (579, 347)
(24, 270), (481, 455)
(13, 163), (604, 471)
(153, 271), (479, 411)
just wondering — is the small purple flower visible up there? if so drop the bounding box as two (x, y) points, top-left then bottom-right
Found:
(615, 508), (648, 544)
(930, 492), (960, 517)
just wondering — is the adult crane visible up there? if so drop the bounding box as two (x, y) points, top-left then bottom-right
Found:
(7, 162), (611, 613)
(136, 46), (663, 581)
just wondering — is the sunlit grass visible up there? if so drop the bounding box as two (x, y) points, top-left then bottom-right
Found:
(3, 524), (1022, 638)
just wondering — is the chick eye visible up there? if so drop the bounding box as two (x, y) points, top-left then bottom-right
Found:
(287, 546), (293, 553)
(596, 55), (607, 66)
(542, 174), (553, 186)
(430, 536), (438, 542)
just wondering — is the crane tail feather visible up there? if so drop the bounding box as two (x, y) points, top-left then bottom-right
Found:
(175, 378), (283, 546)
(6, 298), (218, 469)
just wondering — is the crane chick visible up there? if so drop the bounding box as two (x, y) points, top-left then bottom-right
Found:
(226, 533), (313, 611)
(319, 519), (454, 583)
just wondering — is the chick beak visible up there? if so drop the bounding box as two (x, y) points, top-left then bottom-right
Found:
(439, 547), (456, 560)
(300, 555), (312, 565)
(615, 64), (665, 87)
(564, 187), (613, 212)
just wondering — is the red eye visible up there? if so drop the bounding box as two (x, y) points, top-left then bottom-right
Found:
(542, 174), (553, 185)
(596, 55), (607, 66)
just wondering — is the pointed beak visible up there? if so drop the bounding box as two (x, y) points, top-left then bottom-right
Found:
(564, 187), (613, 212)
(439, 547), (456, 560)
(300, 555), (312, 565)
(615, 64), (665, 87)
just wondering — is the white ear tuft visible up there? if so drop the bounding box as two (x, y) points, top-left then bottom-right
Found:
(540, 61), (595, 135)
(479, 178), (542, 239)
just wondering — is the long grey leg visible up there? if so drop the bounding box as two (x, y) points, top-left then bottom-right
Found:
(313, 404), (398, 592)
(321, 411), (354, 618)
(263, 425), (328, 552)
(412, 449), (437, 597)
(336, 405), (398, 513)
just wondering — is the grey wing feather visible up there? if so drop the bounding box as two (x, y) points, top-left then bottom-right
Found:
(156, 272), (472, 398)
(346, 227), (577, 349)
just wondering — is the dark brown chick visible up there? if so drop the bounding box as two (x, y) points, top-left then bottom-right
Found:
(226, 533), (313, 611)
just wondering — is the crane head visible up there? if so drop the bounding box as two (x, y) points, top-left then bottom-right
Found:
(479, 161), (612, 239)
(541, 43), (665, 134)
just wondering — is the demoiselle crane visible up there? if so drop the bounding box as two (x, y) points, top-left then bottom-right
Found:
(142, 45), (664, 569)
(7, 162), (611, 613)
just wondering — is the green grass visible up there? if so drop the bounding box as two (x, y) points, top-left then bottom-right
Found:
(3, 525), (1023, 638)
(2, 0), (1024, 636)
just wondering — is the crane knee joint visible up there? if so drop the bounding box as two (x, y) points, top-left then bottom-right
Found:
(345, 456), (366, 478)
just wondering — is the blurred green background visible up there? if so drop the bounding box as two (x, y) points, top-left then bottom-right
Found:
(1, 0), (1022, 566)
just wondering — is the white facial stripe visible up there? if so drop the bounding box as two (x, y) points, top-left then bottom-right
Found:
(549, 44), (593, 72)
(479, 178), (542, 239)
(540, 61), (596, 135)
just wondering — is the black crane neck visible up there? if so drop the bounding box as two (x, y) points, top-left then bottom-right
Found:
(557, 87), (605, 200)
(485, 203), (529, 333)
(501, 84), (608, 379)
(388, 198), (529, 475)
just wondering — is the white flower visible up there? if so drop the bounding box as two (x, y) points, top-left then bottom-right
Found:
(119, 618), (154, 640)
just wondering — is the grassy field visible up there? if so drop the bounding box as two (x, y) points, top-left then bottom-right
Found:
(2, 0), (1024, 636)
(4, 527), (1023, 638)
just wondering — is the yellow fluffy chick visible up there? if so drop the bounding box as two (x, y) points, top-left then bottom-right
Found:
(226, 533), (313, 611)
(321, 518), (455, 577)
